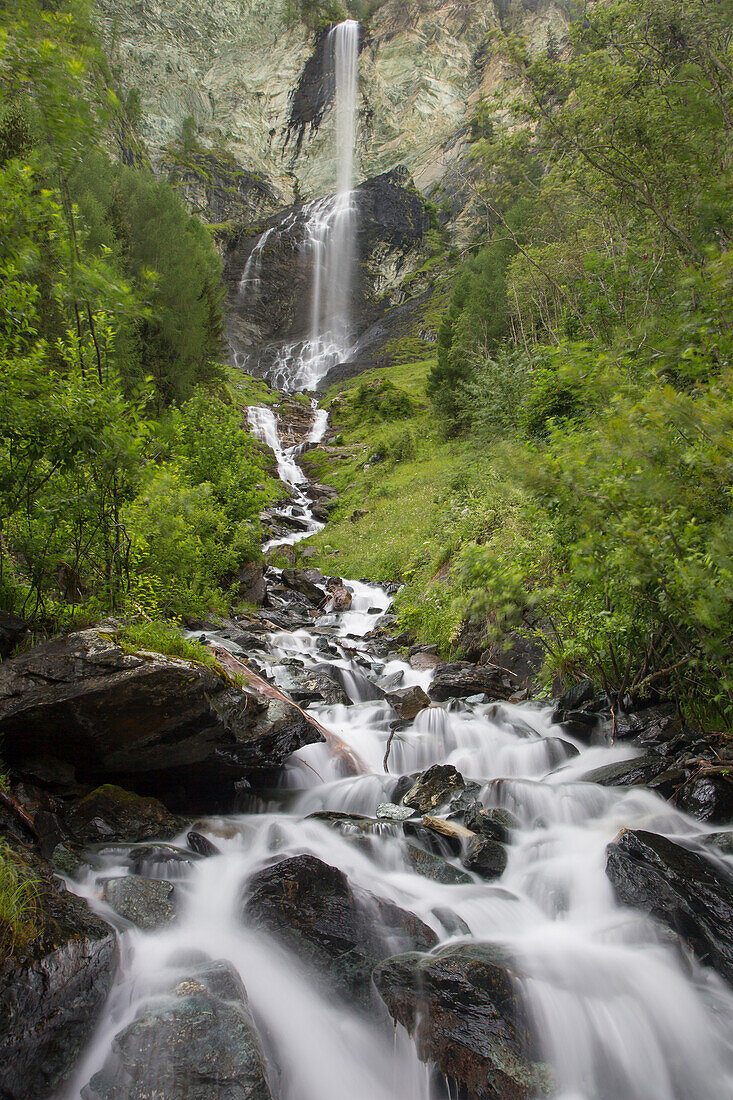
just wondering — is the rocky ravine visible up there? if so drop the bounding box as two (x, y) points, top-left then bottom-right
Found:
(1, 558), (733, 1098)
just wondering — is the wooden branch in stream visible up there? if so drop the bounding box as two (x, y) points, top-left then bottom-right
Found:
(209, 644), (369, 776)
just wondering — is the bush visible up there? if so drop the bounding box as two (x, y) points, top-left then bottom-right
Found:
(0, 845), (40, 960)
(116, 620), (220, 669)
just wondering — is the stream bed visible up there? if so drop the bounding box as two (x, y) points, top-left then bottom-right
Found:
(59, 410), (733, 1097)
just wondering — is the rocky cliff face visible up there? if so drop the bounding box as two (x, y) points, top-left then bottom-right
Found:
(97, 0), (569, 211)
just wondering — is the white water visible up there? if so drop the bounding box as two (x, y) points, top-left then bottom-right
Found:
(238, 226), (275, 303)
(247, 403), (328, 551)
(61, 560), (733, 1099)
(260, 20), (360, 393)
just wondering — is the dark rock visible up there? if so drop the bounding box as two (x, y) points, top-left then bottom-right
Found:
(478, 632), (545, 695)
(372, 943), (551, 1099)
(0, 850), (117, 1099)
(187, 830), (221, 858)
(285, 665), (351, 706)
(0, 628), (324, 809)
(556, 679), (595, 714)
(464, 805), (519, 843)
(606, 829), (733, 984)
(432, 907), (472, 937)
(242, 854), (437, 1005)
(404, 821), (463, 859)
(675, 770), (733, 824)
(64, 785), (179, 844)
(463, 836), (508, 880)
(405, 843), (473, 885)
(310, 497), (337, 521)
(446, 782), (483, 816)
(281, 567), (326, 605)
(386, 685), (431, 720)
(429, 662), (512, 703)
(391, 773), (418, 804)
(612, 702), (681, 744)
(0, 611), (28, 660)
(84, 959), (273, 1100)
(409, 650), (443, 671)
(580, 752), (671, 788)
(702, 831), (733, 856)
(324, 584), (352, 613)
(101, 876), (176, 930)
(381, 669), (405, 690)
(235, 561), (267, 606)
(403, 764), (465, 814)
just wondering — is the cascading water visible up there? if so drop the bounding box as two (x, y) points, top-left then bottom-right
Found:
(247, 403), (328, 550)
(60, 570), (733, 1100)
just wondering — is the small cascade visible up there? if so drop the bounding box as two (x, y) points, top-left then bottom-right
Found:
(247, 403), (327, 550)
(238, 226), (275, 303)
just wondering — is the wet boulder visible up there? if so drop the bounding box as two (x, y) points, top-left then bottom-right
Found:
(403, 764), (465, 814)
(324, 583), (352, 614)
(404, 843), (472, 885)
(675, 769), (733, 824)
(386, 685), (431, 720)
(464, 805), (519, 844)
(235, 561), (267, 606)
(281, 567), (326, 605)
(612, 702), (681, 744)
(463, 836), (508, 880)
(429, 662), (513, 703)
(101, 876), (177, 930)
(580, 752), (671, 789)
(242, 854), (437, 1006)
(0, 628), (324, 809)
(83, 960), (274, 1100)
(0, 850), (117, 1100)
(606, 829), (733, 985)
(187, 830), (221, 857)
(63, 785), (179, 844)
(372, 943), (551, 1100)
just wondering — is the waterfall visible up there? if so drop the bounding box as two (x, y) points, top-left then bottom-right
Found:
(238, 227), (275, 303)
(281, 19), (360, 393)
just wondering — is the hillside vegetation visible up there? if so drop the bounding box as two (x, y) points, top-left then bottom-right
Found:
(0, 0), (282, 632)
(307, 0), (733, 727)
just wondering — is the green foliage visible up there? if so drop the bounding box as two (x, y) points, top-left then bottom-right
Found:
(116, 619), (220, 669)
(428, 235), (514, 429)
(0, 844), (40, 960)
(283, 0), (347, 32)
(386, 0), (733, 722)
(0, 0), (267, 631)
(70, 151), (226, 405)
(344, 379), (415, 424)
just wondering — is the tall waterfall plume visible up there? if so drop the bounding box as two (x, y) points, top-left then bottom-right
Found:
(281, 19), (360, 392)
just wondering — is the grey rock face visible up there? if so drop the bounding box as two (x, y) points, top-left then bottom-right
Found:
(0, 851), (117, 1100)
(84, 960), (274, 1100)
(373, 943), (552, 1100)
(0, 628), (324, 809)
(242, 853), (437, 1006)
(101, 876), (177, 930)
